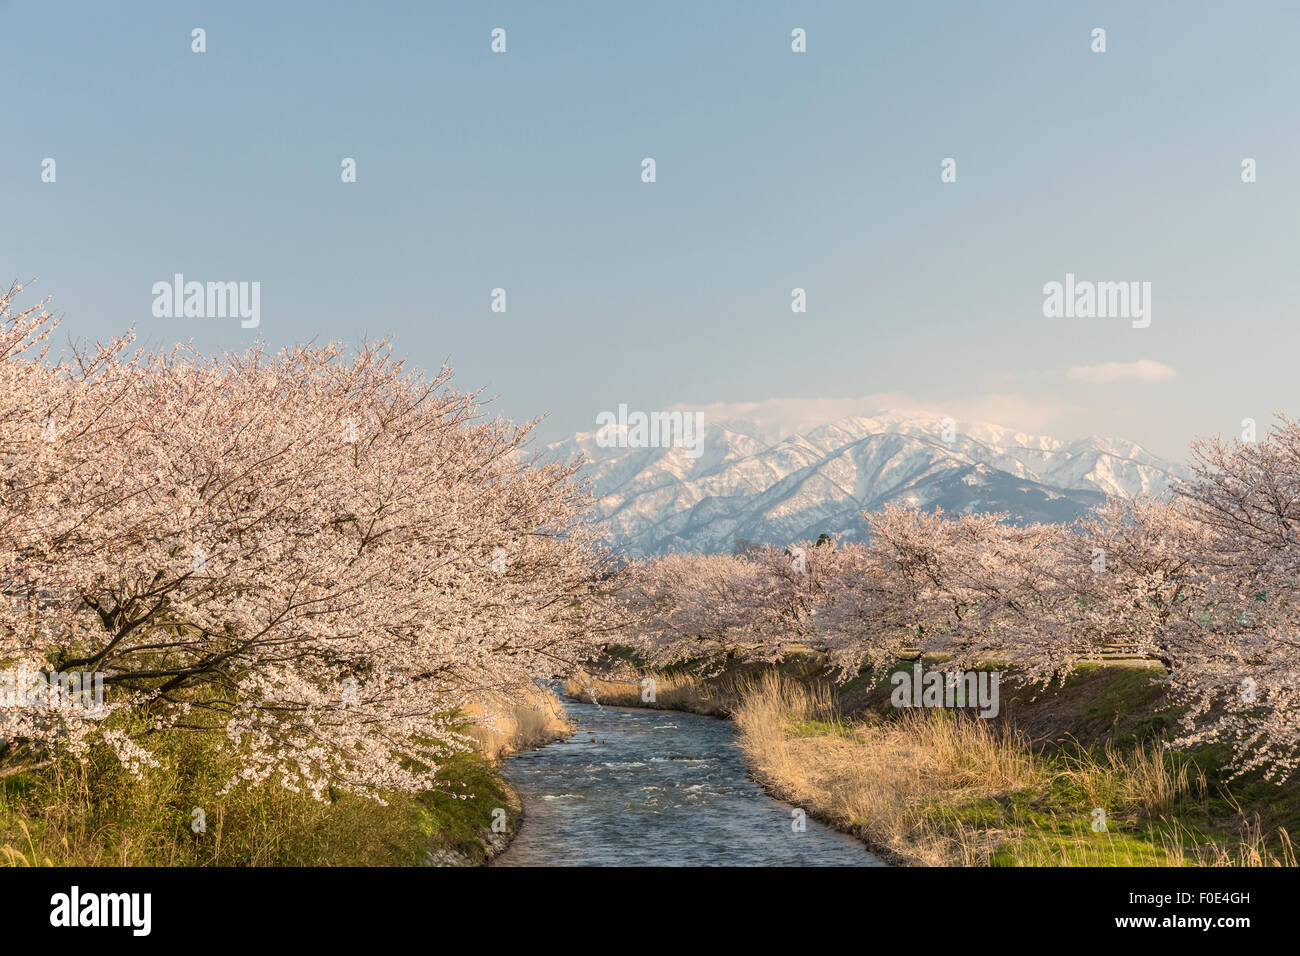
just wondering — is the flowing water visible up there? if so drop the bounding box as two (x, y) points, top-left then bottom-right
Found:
(495, 697), (885, 866)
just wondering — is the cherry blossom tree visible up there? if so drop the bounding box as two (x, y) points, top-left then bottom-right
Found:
(612, 479), (1300, 779)
(613, 552), (778, 671)
(2, 287), (611, 797)
(1166, 418), (1300, 780)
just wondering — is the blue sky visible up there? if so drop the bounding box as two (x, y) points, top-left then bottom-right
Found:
(4, 1), (1298, 461)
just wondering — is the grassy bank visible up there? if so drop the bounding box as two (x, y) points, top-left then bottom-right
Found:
(1, 687), (570, 867)
(564, 671), (730, 716)
(562, 650), (833, 717)
(569, 657), (1298, 866)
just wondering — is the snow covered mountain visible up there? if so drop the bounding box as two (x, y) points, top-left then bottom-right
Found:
(545, 412), (1190, 557)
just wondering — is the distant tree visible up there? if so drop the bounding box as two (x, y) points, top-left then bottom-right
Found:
(614, 432), (1300, 782)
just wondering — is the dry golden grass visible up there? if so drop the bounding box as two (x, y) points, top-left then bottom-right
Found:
(1055, 739), (1200, 815)
(0, 820), (51, 867)
(730, 672), (1295, 867)
(1179, 822), (1296, 866)
(460, 684), (573, 761)
(562, 671), (731, 715)
(732, 672), (1038, 865)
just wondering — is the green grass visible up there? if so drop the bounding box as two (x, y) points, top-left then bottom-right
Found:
(1, 723), (518, 867)
(913, 735), (1297, 865)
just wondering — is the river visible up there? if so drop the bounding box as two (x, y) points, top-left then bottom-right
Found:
(495, 697), (885, 866)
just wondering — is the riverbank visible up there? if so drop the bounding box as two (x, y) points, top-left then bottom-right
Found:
(0, 687), (570, 867)
(495, 693), (883, 866)
(565, 660), (1299, 866)
(426, 687), (573, 866)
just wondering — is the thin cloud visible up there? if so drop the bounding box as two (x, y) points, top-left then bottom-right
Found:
(1066, 360), (1176, 384)
(674, 392), (1080, 437)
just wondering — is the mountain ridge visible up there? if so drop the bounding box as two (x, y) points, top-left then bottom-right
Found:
(547, 411), (1189, 556)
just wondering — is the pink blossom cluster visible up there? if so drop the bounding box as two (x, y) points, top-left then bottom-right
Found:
(1, 284), (610, 797)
